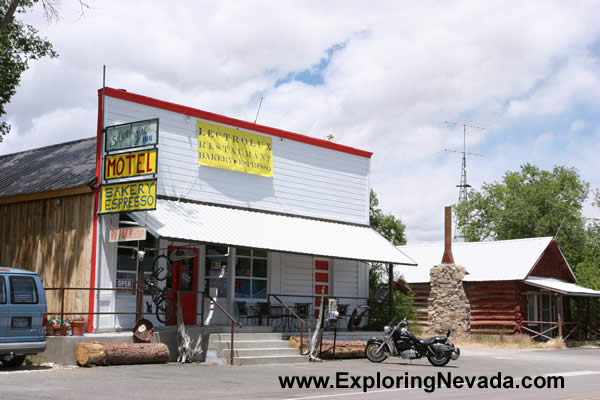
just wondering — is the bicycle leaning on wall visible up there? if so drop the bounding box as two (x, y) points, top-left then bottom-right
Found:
(143, 255), (174, 323)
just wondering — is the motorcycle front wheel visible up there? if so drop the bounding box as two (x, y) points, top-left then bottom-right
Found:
(427, 352), (450, 367)
(365, 342), (387, 363)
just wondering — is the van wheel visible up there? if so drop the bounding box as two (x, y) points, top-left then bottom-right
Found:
(3, 355), (26, 368)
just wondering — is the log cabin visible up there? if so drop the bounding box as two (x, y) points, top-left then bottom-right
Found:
(398, 237), (600, 340)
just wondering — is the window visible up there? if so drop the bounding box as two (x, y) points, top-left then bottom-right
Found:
(527, 295), (538, 322)
(235, 248), (268, 299)
(9, 276), (38, 304)
(115, 215), (158, 295)
(205, 245), (229, 298)
(0, 276), (6, 304)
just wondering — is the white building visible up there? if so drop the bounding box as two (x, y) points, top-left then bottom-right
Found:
(92, 87), (415, 331)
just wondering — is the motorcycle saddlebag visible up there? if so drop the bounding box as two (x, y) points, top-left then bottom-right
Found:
(431, 343), (454, 355)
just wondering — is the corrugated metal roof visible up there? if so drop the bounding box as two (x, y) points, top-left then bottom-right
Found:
(129, 199), (417, 265)
(396, 237), (554, 282)
(525, 277), (600, 297)
(0, 137), (97, 198)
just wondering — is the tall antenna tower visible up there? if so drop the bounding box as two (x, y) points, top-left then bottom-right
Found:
(444, 122), (485, 235)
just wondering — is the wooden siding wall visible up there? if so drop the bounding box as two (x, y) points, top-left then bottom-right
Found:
(104, 96), (371, 225)
(464, 280), (523, 334)
(0, 193), (95, 319)
(528, 241), (575, 282)
(410, 283), (430, 329)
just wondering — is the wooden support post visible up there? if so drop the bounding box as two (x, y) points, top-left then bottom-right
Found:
(576, 297), (582, 341)
(557, 295), (563, 338)
(388, 263), (394, 322)
(587, 298), (592, 340)
(136, 261), (144, 321)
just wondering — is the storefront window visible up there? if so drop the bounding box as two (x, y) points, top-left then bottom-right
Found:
(206, 245), (228, 298)
(115, 215), (158, 295)
(235, 248), (268, 299)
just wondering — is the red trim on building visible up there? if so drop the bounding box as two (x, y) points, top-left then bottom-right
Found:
(315, 284), (329, 295)
(87, 89), (104, 332)
(315, 272), (329, 283)
(102, 87), (373, 159)
(315, 260), (329, 270)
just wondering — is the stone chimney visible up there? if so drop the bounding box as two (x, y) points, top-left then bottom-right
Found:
(427, 206), (471, 336)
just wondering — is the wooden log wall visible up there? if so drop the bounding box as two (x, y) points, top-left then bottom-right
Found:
(464, 280), (523, 335)
(410, 283), (430, 330)
(0, 193), (95, 319)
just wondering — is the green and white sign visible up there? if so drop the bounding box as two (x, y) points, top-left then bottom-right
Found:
(105, 118), (159, 152)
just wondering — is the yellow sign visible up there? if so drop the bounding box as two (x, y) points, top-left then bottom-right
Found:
(104, 149), (157, 180)
(100, 179), (157, 214)
(197, 120), (273, 177)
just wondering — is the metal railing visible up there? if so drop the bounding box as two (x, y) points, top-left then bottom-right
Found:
(44, 286), (243, 365)
(44, 287), (206, 323)
(269, 294), (311, 354)
(204, 294), (243, 365)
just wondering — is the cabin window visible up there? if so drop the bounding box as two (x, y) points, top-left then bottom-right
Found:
(235, 248), (268, 299)
(527, 295), (538, 322)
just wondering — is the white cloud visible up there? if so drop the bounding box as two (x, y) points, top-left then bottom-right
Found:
(3, 0), (600, 243)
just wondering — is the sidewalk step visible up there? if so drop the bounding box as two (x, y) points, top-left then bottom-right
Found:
(209, 332), (283, 342)
(222, 340), (291, 349)
(233, 354), (308, 366)
(225, 348), (300, 357)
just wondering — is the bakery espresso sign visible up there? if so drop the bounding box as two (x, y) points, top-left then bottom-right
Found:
(197, 120), (273, 177)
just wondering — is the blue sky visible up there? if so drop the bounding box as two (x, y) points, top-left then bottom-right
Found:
(2, 1), (600, 241)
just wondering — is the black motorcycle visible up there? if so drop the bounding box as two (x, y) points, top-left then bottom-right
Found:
(365, 318), (460, 366)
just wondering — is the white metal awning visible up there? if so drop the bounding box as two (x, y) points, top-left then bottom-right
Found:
(130, 199), (416, 265)
(525, 277), (600, 297)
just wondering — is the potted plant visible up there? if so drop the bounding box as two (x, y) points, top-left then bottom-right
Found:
(46, 319), (69, 336)
(70, 318), (86, 336)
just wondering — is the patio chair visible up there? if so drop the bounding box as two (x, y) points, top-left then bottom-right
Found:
(269, 305), (286, 331)
(335, 304), (350, 329)
(236, 301), (260, 326)
(292, 303), (311, 331)
(249, 302), (269, 326)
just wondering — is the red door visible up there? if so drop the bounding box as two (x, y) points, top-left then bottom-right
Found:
(167, 247), (198, 325)
(314, 260), (329, 319)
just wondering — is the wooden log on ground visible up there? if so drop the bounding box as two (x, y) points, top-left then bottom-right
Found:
(76, 342), (170, 367)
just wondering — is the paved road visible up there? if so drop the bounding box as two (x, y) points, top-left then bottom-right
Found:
(1, 347), (599, 400)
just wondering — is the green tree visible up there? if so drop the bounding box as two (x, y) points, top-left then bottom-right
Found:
(1, 0), (58, 142)
(455, 163), (589, 267)
(368, 189), (413, 328)
(369, 189), (406, 246)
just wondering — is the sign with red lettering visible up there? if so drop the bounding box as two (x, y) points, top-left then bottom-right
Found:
(109, 227), (147, 242)
(104, 149), (157, 180)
